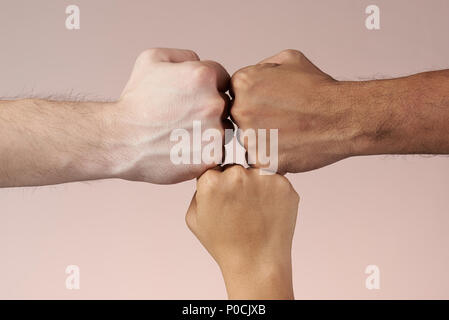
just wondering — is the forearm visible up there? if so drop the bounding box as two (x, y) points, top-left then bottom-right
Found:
(342, 70), (449, 156)
(221, 260), (294, 300)
(0, 99), (119, 187)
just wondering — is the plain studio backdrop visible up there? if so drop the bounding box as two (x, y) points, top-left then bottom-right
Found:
(0, 0), (448, 299)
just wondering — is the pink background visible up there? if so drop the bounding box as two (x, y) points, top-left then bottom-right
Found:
(1, 0), (449, 299)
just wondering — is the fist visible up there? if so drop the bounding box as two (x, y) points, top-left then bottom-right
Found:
(112, 48), (232, 184)
(231, 49), (356, 174)
(185, 165), (299, 271)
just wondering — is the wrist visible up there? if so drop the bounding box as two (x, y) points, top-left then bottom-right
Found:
(88, 100), (145, 181)
(335, 80), (407, 156)
(220, 257), (294, 300)
(67, 100), (130, 181)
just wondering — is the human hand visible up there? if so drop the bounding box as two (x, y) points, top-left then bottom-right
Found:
(186, 165), (299, 299)
(230, 49), (359, 174)
(109, 48), (231, 184)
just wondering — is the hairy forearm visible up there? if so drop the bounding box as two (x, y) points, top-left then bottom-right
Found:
(0, 99), (119, 187)
(342, 70), (449, 156)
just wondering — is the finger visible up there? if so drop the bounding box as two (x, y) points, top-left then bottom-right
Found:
(258, 54), (283, 64)
(146, 48), (200, 63)
(229, 107), (239, 128)
(229, 65), (254, 99)
(222, 163), (246, 172)
(207, 165), (224, 173)
(231, 64), (254, 77)
(197, 166), (223, 182)
(255, 62), (280, 68)
(258, 50), (331, 77)
(258, 49), (304, 65)
(200, 60), (230, 92)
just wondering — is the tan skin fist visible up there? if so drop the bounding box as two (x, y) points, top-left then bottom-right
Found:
(186, 165), (299, 299)
(230, 49), (358, 174)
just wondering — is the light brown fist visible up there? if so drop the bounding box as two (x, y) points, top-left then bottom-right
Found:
(230, 49), (357, 174)
(185, 165), (299, 271)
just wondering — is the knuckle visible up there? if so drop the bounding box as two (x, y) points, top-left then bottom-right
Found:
(191, 64), (216, 84)
(138, 48), (161, 61)
(273, 174), (293, 190)
(226, 165), (246, 182)
(184, 49), (200, 60)
(198, 170), (220, 190)
(231, 103), (250, 120)
(209, 96), (226, 115)
(290, 186), (301, 203)
(185, 211), (194, 229)
(230, 105), (239, 119)
(231, 70), (251, 89)
(293, 190), (300, 204)
(280, 49), (304, 59)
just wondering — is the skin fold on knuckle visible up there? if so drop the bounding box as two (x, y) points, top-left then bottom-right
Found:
(225, 165), (247, 186)
(197, 170), (220, 195)
(191, 64), (217, 87)
(138, 48), (163, 63)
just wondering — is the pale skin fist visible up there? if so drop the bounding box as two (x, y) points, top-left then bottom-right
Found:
(185, 165), (299, 299)
(111, 48), (232, 184)
(230, 49), (356, 174)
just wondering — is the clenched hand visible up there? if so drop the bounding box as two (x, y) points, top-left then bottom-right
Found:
(186, 165), (299, 299)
